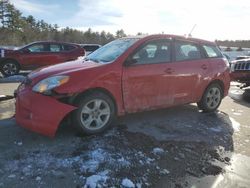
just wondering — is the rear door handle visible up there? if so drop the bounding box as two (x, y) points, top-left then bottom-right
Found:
(164, 68), (174, 74)
(201, 64), (208, 70)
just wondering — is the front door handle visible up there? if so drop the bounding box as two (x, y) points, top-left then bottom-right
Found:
(164, 68), (174, 74)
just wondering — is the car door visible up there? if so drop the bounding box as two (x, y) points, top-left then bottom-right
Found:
(60, 44), (80, 61)
(122, 39), (174, 113)
(19, 43), (57, 69)
(165, 39), (211, 105)
(47, 43), (65, 65)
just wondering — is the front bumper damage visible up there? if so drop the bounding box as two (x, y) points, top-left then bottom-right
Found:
(15, 86), (76, 137)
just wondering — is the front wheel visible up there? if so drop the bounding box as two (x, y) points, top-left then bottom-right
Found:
(197, 83), (223, 112)
(0, 60), (20, 77)
(72, 92), (116, 135)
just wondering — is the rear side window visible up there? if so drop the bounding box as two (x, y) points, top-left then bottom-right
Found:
(203, 45), (222, 58)
(62, 44), (76, 51)
(50, 44), (61, 52)
(175, 41), (202, 61)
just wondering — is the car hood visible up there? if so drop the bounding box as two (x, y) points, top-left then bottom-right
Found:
(0, 49), (17, 57)
(28, 59), (102, 83)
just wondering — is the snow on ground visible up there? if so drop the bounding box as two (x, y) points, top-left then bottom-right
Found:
(2, 129), (168, 187)
(0, 75), (25, 83)
(152, 147), (165, 155)
(121, 178), (135, 188)
(229, 117), (240, 132)
(84, 174), (108, 188)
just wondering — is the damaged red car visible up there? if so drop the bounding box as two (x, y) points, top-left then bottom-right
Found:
(15, 34), (230, 137)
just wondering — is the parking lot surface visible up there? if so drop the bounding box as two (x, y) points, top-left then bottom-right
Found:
(0, 81), (250, 188)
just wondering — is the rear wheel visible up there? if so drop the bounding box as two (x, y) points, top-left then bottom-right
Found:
(72, 92), (116, 135)
(197, 83), (223, 112)
(0, 60), (20, 77)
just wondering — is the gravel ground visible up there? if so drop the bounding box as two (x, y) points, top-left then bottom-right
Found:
(0, 82), (250, 188)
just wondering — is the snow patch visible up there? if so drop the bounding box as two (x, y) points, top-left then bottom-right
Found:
(84, 174), (108, 188)
(160, 169), (170, 175)
(152, 147), (164, 155)
(233, 112), (242, 116)
(0, 75), (25, 83)
(8, 174), (16, 178)
(121, 178), (135, 188)
(209, 127), (222, 133)
(229, 117), (240, 132)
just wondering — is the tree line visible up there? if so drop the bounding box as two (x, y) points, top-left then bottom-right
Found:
(1, 0), (250, 48)
(215, 40), (250, 49)
(0, 0), (127, 46)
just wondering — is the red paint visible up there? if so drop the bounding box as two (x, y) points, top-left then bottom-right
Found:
(2, 41), (84, 70)
(15, 85), (76, 137)
(15, 34), (230, 137)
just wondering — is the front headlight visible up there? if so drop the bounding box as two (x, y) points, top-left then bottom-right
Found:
(32, 75), (69, 94)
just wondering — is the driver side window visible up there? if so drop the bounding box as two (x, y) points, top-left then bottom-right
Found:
(131, 39), (171, 65)
(27, 44), (47, 52)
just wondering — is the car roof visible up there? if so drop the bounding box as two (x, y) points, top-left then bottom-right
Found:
(28, 41), (80, 46)
(123, 34), (215, 45)
(80, 44), (102, 46)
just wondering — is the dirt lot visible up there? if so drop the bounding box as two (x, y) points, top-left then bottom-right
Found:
(0, 81), (250, 188)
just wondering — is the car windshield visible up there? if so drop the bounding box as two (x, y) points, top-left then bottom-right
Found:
(86, 38), (139, 63)
(15, 43), (33, 50)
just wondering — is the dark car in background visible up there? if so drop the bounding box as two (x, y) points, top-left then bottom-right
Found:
(230, 58), (250, 88)
(80, 44), (101, 55)
(0, 41), (85, 77)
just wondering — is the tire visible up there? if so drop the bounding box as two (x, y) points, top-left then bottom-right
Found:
(197, 83), (223, 112)
(72, 92), (116, 135)
(0, 59), (20, 77)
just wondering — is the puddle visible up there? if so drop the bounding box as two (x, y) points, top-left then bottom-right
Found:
(187, 153), (250, 188)
(124, 107), (234, 149)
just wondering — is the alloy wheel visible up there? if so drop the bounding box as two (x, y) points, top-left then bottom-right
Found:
(80, 99), (111, 130)
(2, 63), (18, 76)
(205, 87), (221, 109)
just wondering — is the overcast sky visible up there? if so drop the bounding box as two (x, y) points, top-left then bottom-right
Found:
(10, 0), (250, 41)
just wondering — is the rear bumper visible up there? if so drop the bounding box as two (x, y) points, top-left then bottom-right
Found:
(15, 87), (76, 137)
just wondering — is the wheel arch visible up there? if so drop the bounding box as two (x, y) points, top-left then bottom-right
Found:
(206, 79), (225, 96)
(0, 58), (21, 69)
(70, 87), (118, 115)
(198, 79), (225, 103)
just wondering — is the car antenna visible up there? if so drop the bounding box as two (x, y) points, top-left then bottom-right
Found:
(187, 24), (197, 38)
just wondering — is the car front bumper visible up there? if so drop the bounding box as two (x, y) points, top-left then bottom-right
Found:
(230, 71), (250, 84)
(15, 86), (76, 137)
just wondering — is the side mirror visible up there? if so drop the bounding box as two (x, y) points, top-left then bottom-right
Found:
(21, 48), (30, 53)
(124, 57), (137, 67)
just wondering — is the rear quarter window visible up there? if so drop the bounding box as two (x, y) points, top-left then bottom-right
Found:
(203, 45), (222, 58)
(62, 44), (76, 51)
(82, 45), (100, 52)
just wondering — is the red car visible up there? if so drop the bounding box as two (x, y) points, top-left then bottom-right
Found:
(15, 34), (230, 137)
(0, 41), (85, 77)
